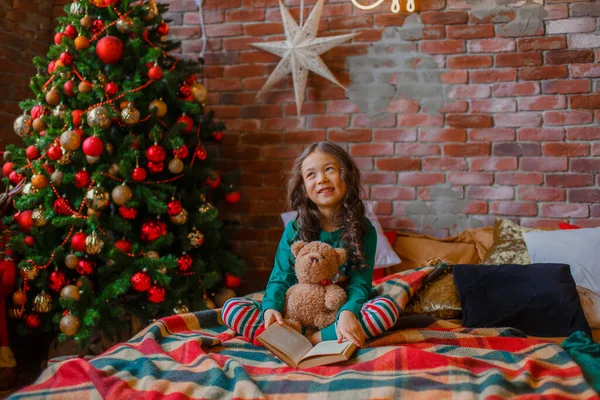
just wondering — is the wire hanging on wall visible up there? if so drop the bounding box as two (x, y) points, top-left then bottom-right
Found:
(193, 0), (207, 83)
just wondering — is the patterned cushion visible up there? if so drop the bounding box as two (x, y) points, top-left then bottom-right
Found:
(482, 219), (540, 265)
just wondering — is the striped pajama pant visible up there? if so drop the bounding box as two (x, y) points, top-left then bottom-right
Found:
(222, 295), (401, 341)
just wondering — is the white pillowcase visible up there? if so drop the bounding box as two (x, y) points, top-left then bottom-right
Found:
(524, 228), (600, 328)
(280, 202), (401, 269)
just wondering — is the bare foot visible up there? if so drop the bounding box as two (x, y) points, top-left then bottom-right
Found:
(309, 330), (322, 345)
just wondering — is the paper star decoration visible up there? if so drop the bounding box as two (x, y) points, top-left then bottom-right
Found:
(251, 0), (357, 117)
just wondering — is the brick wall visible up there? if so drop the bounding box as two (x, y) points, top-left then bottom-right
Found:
(163, 0), (600, 294)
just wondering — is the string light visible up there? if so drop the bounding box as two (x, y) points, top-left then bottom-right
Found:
(350, 0), (416, 13)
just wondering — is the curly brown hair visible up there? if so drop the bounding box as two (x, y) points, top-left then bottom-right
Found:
(286, 142), (369, 270)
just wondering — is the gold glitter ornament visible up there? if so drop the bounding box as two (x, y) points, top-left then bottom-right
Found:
(21, 266), (39, 281)
(51, 170), (63, 186)
(173, 302), (189, 315)
(60, 284), (81, 301)
(70, 2), (85, 15)
(23, 183), (39, 195)
(85, 186), (110, 210)
(142, 1), (158, 20)
(148, 99), (167, 118)
(32, 206), (47, 227)
(190, 82), (208, 105)
(86, 155), (100, 164)
(188, 227), (204, 247)
(106, 143), (114, 155)
(33, 291), (53, 313)
(85, 231), (104, 255)
(108, 163), (120, 176)
(60, 314), (80, 336)
(14, 114), (32, 137)
(116, 16), (133, 33)
(168, 158), (184, 174)
(87, 106), (111, 129)
(170, 208), (188, 225)
(60, 130), (81, 151)
(121, 103), (140, 125)
(65, 254), (79, 269)
(111, 183), (132, 206)
(52, 104), (68, 119)
(58, 148), (73, 165)
(145, 251), (159, 259)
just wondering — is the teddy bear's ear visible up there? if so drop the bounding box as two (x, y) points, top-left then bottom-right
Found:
(291, 241), (306, 257)
(335, 248), (347, 266)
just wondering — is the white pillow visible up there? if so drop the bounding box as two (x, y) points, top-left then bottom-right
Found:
(280, 202), (401, 269)
(524, 228), (600, 328)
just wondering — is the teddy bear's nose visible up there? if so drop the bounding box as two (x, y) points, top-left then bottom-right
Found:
(309, 255), (319, 263)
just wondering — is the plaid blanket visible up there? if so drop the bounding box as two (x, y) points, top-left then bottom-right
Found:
(9, 268), (600, 399)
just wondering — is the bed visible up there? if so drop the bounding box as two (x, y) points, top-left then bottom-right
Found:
(8, 267), (600, 399)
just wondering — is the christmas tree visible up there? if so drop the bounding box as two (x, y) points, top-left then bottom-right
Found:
(2, 0), (244, 345)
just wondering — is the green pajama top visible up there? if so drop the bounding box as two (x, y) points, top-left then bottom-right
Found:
(261, 218), (378, 329)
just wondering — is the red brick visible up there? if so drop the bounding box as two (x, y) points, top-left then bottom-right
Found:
(446, 114), (493, 128)
(495, 113), (542, 127)
(309, 115), (349, 129)
(547, 18), (597, 34)
(571, 2), (600, 17)
(421, 11), (469, 24)
(350, 143), (394, 157)
(328, 129), (371, 142)
(492, 82), (540, 97)
(238, 51), (280, 63)
(441, 70), (468, 84)
(385, 99), (420, 114)
(570, 95), (600, 109)
(223, 37), (262, 51)
(353, 29), (383, 43)
(571, 158), (600, 172)
(225, 119), (261, 132)
(395, 144), (441, 157)
(307, 87), (346, 101)
(448, 84), (491, 99)
(263, 117), (306, 131)
(421, 40), (465, 54)
(496, 52), (542, 67)
(519, 66), (568, 80)
(518, 36), (566, 51)
(496, 172), (543, 185)
(422, 158), (468, 171)
(471, 98), (516, 113)
(206, 23), (243, 37)
(517, 128), (565, 141)
(329, 15), (373, 30)
(420, 128), (466, 142)
(362, 172), (397, 185)
(239, 105), (282, 118)
(244, 23), (282, 36)
(540, 204), (589, 218)
(570, 64), (600, 78)
(209, 105), (241, 119)
(283, 103), (326, 116)
(448, 172), (493, 185)
(569, 189), (600, 203)
(593, 143), (600, 156)
(204, 0), (241, 9)
(547, 174), (594, 187)
(399, 172), (446, 186)
(423, 25), (446, 40)
(241, 132), (282, 145)
(397, 114), (444, 127)
(352, 114), (396, 128)
(223, 65), (265, 79)
(468, 128), (516, 142)
(545, 49), (594, 64)
(373, 13), (409, 27)
(371, 187), (416, 200)
(283, 130), (326, 144)
(542, 80), (590, 94)
(520, 157), (568, 172)
(518, 187), (565, 202)
(225, 8), (265, 22)
(447, 24), (495, 39)
(469, 8), (516, 24)
(243, 160), (286, 173)
(470, 157), (517, 171)
(494, 143), (540, 157)
(326, 100), (359, 114)
(444, 143), (490, 157)
(544, 4), (570, 19)
(439, 101), (469, 113)
(373, 129), (417, 142)
(545, 111), (593, 126)
(467, 38), (515, 53)
(261, 144), (303, 160)
(519, 95), (566, 111)
(490, 202), (537, 216)
(543, 143), (589, 157)
(467, 186), (514, 200)
(447, 55), (492, 69)
(375, 158), (421, 171)
(470, 68), (517, 83)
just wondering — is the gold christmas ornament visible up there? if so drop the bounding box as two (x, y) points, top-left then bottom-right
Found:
(78, 81), (93, 93)
(21, 266), (39, 281)
(52, 104), (68, 119)
(199, 202), (216, 214)
(168, 158), (184, 174)
(33, 291), (53, 313)
(173, 302), (189, 315)
(13, 114), (32, 137)
(96, 73), (107, 85)
(8, 306), (23, 319)
(32, 117), (46, 132)
(85, 186), (110, 210)
(45, 89), (61, 106)
(70, 2), (85, 15)
(149, 99), (167, 118)
(204, 293), (216, 309)
(188, 228), (204, 247)
(65, 254), (79, 269)
(85, 231), (104, 255)
(121, 103), (140, 125)
(31, 174), (48, 189)
(170, 208), (188, 225)
(190, 82), (208, 105)
(108, 163), (120, 176)
(87, 106), (111, 129)
(60, 314), (80, 336)
(142, 1), (159, 20)
(116, 16), (133, 33)
(23, 183), (39, 195)
(106, 143), (114, 155)
(86, 155), (100, 164)
(87, 208), (101, 217)
(12, 289), (27, 306)
(111, 183), (132, 206)
(58, 149), (73, 165)
(145, 251), (159, 259)
(215, 287), (236, 308)
(60, 130), (81, 151)
(51, 170), (64, 186)
(60, 284), (81, 301)
(80, 15), (93, 29)
(32, 206), (47, 227)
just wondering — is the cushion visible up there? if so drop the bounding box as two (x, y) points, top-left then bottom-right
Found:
(280, 202), (401, 270)
(406, 262), (462, 319)
(577, 286), (600, 329)
(482, 218), (540, 265)
(559, 222), (581, 230)
(453, 263), (591, 337)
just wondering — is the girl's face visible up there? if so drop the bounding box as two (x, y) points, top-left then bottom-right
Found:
(301, 151), (347, 213)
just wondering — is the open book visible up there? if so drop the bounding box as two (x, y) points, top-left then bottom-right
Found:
(256, 323), (357, 369)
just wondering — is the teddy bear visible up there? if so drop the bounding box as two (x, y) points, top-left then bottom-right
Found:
(283, 241), (348, 333)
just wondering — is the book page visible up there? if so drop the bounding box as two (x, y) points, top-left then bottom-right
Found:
(257, 324), (313, 366)
(301, 340), (354, 360)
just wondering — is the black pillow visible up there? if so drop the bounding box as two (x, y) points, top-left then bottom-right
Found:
(453, 263), (591, 337)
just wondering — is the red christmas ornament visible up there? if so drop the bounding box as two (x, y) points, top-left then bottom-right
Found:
(147, 286), (165, 303)
(24, 314), (41, 329)
(225, 191), (241, 205)
(185, 75), (197, 85)
(72, 109), (84, 127)
(25, 236), (36, 247)
(148, 65), (163, 80)
(71, 232), (87, 252)
(167, 200), (182, 216)
(8, 171), (24, 186)
(47, 145), (63, 161)
(173, 145), (189, 160)
(92, 19), (105, 35)
(54, 32), (65, 45)
(49, 270), (67, 292)
(195, 146), (207, 161)
(77, 259), (95, 275)
(2, 162), (13, 177)
(177, 254), (193, 272)
(48, 60), (57, 74)
(225, 273), (241, 289)
(60, 52), (74, 66)
(115, 238), (132, 253)
(74, 170), (91, 188)
(104, 0), (118, 5)
(140, 220), (167, 243)
(131, 167), (147, 182)
(26, 145), (40, 159)
(179, 85), (191, 99)
(54, 197), (71, 215)
(105, 82), (118, 96)
(73, 128), (84, 139)
(118, 206), (137, 220)
(131, 272), (151, 292)
(147, 161), (163, 174)
(157, 22), (169, 36)
(64, 24), (78, 39)
(15, 210), (33, 233)
(96, 36), (124, 65)
(43, 164), (54, 174)
(212, 131), (223, 141)
(64, 80), (76, 97)
(82, 136), (103, 157)
(146, 144), (166, 162)
(176, 115), (194, 133)
(205, 173), (221, 189)
(31, 105), (47, 120)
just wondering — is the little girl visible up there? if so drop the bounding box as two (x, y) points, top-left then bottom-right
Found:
(223, 142), (400, 347)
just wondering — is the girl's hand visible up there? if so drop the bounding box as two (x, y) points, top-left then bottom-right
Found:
(263, 309), (284, 328)
(336, 310), (365, 347)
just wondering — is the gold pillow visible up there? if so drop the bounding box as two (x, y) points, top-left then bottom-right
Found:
(406, 261), (461, 319)
(482, 218), (540, 265)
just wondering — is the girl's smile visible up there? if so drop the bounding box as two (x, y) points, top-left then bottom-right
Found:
(301, 151), (347, 214)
